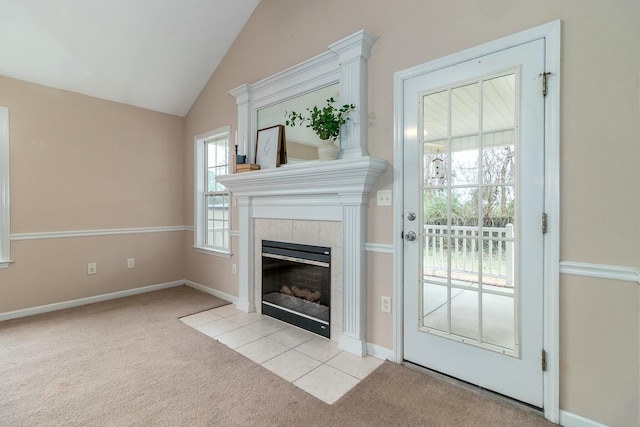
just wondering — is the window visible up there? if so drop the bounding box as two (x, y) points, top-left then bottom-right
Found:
(194, 126), (231, 254)
(0, 107), (10, 268)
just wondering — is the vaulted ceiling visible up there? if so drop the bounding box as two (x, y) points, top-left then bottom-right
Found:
(0, 0), (261, 116)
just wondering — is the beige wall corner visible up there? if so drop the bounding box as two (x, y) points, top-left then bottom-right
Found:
(367, 251), (394, 350)
(0, 75), (185, 312)
(1, 233), (185, 314)
(560, 274), (639, 427)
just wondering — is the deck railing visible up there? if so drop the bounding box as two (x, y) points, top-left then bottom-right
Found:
(423, 224), (514, 287)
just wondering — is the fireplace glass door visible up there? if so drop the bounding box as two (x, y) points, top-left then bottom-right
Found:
(261, 240), (331, 337)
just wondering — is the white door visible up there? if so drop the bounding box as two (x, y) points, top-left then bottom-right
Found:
(403, 39), (545, 407)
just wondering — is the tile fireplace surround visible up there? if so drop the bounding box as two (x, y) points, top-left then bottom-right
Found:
(218, 157), (387, 356)
(254, 218), (342, 339)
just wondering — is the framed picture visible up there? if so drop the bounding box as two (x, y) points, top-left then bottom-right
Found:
(255, 125), (286, 169)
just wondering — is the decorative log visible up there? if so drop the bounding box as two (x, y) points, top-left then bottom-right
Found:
(280, 285), (293, 295)
(291, 285), (321, 302)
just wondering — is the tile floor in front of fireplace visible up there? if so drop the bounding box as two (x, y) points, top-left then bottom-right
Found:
(180, 304), (384, 404)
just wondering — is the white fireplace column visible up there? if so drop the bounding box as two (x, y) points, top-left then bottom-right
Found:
(329, 30), (374, 160)
(235, 196), (254, 313)
(338, 195), (368, 356)
(230, 84), (252, 161)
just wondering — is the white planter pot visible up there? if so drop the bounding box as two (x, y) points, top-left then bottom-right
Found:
(317, 140), (339, 161)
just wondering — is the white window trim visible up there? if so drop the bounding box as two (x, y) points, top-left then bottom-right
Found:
(0, 107), (11, 268)
(193, 126), (231, 256)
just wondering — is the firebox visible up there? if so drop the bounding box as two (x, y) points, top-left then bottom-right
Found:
(261, 240), (331, 338)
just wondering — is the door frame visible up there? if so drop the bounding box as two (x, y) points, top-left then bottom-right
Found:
(392, 20), (561, 423)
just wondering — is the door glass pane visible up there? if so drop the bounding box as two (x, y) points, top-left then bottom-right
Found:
(450, 136), (479, 186)
(482, 131), (515, 185)
(451, 289), (479, 340)
(423, 234), (450, 281)
(422, 282), (448, 332)
(451, 83), (479, 136)
(481, 228), (515, 289)
(423, 189), (448, 225)
(451, 187), (478, 227)
(483, 74), (516, 131)
(451, 228), (481, 283)
(482, 185), (514, 227)
(482, 293), (515, 350)
(451, 237), (479, 290)
(423, 90), (448, 141)
(482, 239), (504, 286)
(424, 141), (448, 187)
(420, 71), (519, 355)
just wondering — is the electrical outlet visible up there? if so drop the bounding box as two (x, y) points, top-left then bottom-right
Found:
(376, 190), (392, 206)
(127, 258), (135, 269)
(232, 263), (237, 274)
(87, 262), (97, 275)
(381, 296), (391, 313)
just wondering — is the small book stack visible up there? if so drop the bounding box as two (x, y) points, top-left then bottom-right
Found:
(236, 163), (260, 173)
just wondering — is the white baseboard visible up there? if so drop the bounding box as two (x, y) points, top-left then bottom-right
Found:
(560, 410), (609, 427)
(184, 280), (238, 306)
(367, 342), (394, 361)
(0, 280), (184, 322)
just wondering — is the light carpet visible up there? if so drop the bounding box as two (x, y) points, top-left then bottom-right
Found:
(0, 286), (555, 426)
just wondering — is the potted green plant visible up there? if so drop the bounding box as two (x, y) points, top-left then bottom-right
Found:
(285, 97), (356, 161)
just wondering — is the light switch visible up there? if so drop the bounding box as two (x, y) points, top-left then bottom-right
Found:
(376, 190), (392, 206)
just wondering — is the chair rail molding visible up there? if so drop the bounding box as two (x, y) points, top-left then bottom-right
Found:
(560, 260), (640, 283)
(10, 226), (189, 241)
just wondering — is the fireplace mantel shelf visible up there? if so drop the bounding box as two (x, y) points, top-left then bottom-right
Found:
(218, 157), (387, 198)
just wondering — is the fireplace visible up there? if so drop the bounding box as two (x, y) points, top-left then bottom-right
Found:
(217, 157), (387, 355)
(261, 240), (331, 338)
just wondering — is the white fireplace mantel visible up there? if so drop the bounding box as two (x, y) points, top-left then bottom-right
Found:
(220, 30), (384, 357)
(218, 156), (387, 356)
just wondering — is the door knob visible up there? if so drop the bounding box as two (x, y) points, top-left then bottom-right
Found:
(404, 231), (417, 241)
(406, 212), (416, 221)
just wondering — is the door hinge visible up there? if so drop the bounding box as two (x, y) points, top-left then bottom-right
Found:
(541, 349), (547, 372)
(542, 213), (548, 234)
(540, 72), (552, 96)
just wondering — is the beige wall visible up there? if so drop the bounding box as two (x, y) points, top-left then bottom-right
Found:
(183, 1), (640, 425)
(0, 75), (185, 313)
(561, 275), (639, 426)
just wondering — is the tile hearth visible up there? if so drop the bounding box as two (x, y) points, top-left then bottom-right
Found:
(180, 305), (383, 404)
